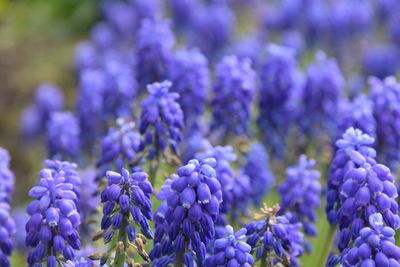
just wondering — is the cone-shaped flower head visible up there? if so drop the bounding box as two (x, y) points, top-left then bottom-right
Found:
(97, 119), (141, 176)
(140, 81), (184, 160)
(46, 111), (80, 160)
(26, 165), (81, 266)
(211, 55), (255, 139)
(150, 158), (221, 266)
(0, 148), (14, 203)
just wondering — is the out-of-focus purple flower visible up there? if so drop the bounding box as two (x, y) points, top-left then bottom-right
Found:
(90, 22), (118, 50)
(230, 171), (251, 220)
(196, 146), (235, 214)
(180, 133), (212, 165)
(257, 44), (303, 156)
(231, 33), (263, 67)
(279, 30), (305, 56)
(340, 213), (400, 266)
(369, 76), (400, 167)
(211, 56), (255, 139)
(169, 48), (209, 128)
(278, 155), (321, 250)
(300, 52), (344, 137)
(78, 167), (98, 225)
(136, 19), (175, 91)
(327, 127), (400, 253)
(101, 2), (135, 39)
(304, 1), (331, 45)
(12, 207), (28, 251)
(362, 45), (399, 79)
(0, 147), (15, 267)
(64, 257), (93, 267)
(169, 0), (200, 32)
(0, 148), (14, 203)
(97, 119), (141, 176)
(205, 225), (254, 266)
(74, 42), (98, 71)
(76, 69), (107, 149)
(26, 165), (81, 266)
(243, 143), (274, 206)
(246, 204), (304, 266)
(130, 0), (162, 27)
(338, 95), (376, 138)
(140, 81), (184, 160)
(101, 169), (153, 241)
(46, 112), (80, 160)
(20, 83), (64, 139)
(150, 158), (221, 266)
(190, 0), (235, 60)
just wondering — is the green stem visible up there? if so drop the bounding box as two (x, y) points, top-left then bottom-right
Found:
(114, 218), (128, 267)
(174, 249), (184, 267)
(318, 225), (337, 267)
(149, 137), (160, 186)
(260, 250), (268, 267)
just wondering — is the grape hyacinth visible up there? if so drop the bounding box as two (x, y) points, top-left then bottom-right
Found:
(369, 76), (400, 167)
(169, 48), (210, 129)
(246, 204), (304, 266)
(0, 147), (15, 267)
(211, 55), (255, 140)
(0, 148), (15, 203)
(150, 158), (222, 266)
(180, 133), (212, 165)
(136, 19), (175, 91)
(204, 225), (254, 266)
(278, 155), (321, 251)
(196, 145), (235, 215)
(257, 44), (303, 156)
(20, 83), (64, 139)
(139, 81), (184, 178)
(100, 169), (153, 265)
(230, 170), (252, 221)
(338, 95), (376, 138)
(97, 119), (141, 178)
(340, 213), (400, 267)
(243, 143), (274, 207)
(301, 53), (344, 137)
(26, 166), (81, 266)
(327, 127), (400, 253)
(46, 112), (80, 160)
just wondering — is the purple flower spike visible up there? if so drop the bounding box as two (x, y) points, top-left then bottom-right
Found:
(150, 158), (221, 266)
(327, 127), (400, 255)
(100, 168), (153, 263)
(211, 55), (255, 139)
(278, 155), (321, 251)
(97, 119), (141, 177)
(257, 44), (303, 156)
(140, 81), (184, 160)
(369, 76), (400, 168)
(26, 161), (81, 266)
(136, 19), (175, 91)
(46, 112), (80, 160)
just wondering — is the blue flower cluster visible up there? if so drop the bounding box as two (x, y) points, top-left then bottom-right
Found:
(301, 53), (344, 137)
(151, 158), (221, 266)
(369, 76), (400, 167)
(246, 204), (304, 266)
(0, 148), (15, 267)
(96, 119), (141, 176)
(257, 44), (302, 156)
(26, 165), (81, 266)
(327, 127), (400, 253)
(100, 169), (153, 264)
(278, 155), (321, 251)
(341, 213), (400, 267)
(20, 83), (64, 139)
(211, 55), (255, 139)
(205, 225), (254, 266)
(136, 19), (175, 90)
(169, 48), (209, 129)
(46, 112), (80, 160)
(140, 81), (184, 160)
(243, 143), (274, 207)
(338, 95), (376, 138)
